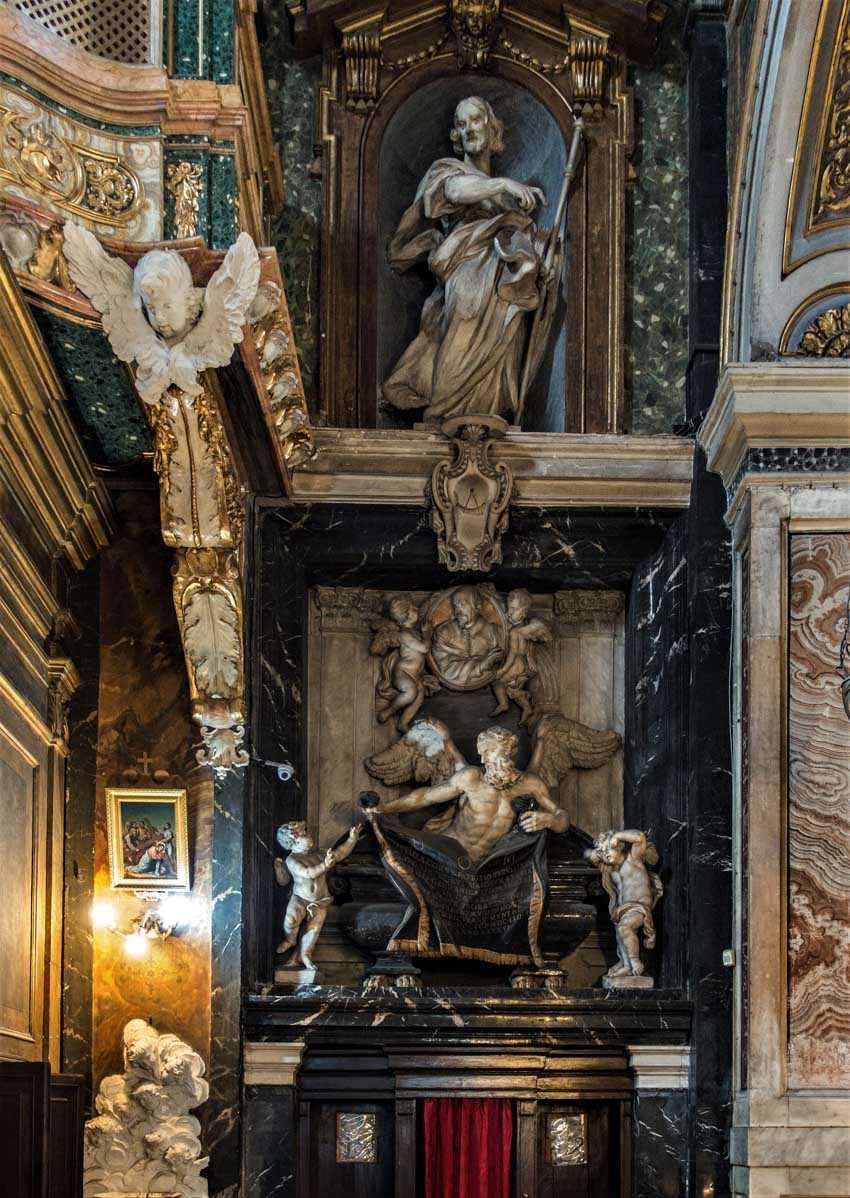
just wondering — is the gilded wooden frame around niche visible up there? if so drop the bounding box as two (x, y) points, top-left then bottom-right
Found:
(106, 787), (190, 891)
(311, 4), (633, 434)
(783, 0), (850, 275)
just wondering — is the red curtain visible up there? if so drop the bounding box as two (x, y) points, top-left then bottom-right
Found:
(424, 1097), (513, 1198)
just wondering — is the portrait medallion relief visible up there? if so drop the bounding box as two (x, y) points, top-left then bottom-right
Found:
(421, 583), (508, 690)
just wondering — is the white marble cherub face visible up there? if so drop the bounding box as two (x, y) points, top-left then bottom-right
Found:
(507, 589), (532, 624)
(134, 249), (201, 341)
(277, 820), (314, 853)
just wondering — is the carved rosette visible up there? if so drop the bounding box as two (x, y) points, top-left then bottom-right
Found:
(430, 417), (514, 573)
(794, 302), (850, 357)
(251, 299), (317, 470)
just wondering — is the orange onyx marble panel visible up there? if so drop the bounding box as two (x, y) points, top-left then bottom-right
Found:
(92, 491), (213, 1086)
(788, 532), (850, 1089)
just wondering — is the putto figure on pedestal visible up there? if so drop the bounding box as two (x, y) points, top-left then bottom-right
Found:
(274, 820), (362, 980)
(585, 829), (664, 988)
(382, 95), (554, 424)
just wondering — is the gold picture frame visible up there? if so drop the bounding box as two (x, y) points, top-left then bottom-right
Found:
(106, 787), (190, 891)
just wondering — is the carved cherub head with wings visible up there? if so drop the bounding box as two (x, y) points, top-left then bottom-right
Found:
(63, 221), (260, 406)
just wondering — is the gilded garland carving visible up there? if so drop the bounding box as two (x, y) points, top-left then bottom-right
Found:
(250, 286), (317, 470)
(0, 106), (142, 225)
(0, 210), (76, 290)
(794, 302), (850, 356)
(166, 160), (203, 238)
(813, 9), (850, 223)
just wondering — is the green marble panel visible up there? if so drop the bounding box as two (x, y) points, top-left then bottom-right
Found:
(259, 9), (322, 415)
(209, 150), (237, 249)
(626, 0), (690, 434)
(209, 0), (235, 83)
(32, 308), (151, 466)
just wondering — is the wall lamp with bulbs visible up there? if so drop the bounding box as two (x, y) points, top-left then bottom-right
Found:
(91, 894), (197, 958)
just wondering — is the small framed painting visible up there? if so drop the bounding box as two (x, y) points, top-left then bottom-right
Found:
(106, 787), (190, 891)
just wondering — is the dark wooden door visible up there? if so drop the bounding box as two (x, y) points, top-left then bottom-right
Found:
(0, 1060), (50, 1198)
(48, 1074), (84, 1198)
(307, 1100), (395, 1198)
(535, 1102), (620, 1198)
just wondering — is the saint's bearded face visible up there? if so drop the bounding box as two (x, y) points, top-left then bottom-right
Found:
(453, 101), (492, 157)
(477, 732), (519, 787)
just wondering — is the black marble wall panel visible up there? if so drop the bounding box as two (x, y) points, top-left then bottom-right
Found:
(633, 1090), (690, 1198)
(624, 518), (689, 991)
(243, 1085), (298, 1198)
(685, 10), (733, 1195)
(207, 768), (246, 1198)
(62, 558), (100, 1094)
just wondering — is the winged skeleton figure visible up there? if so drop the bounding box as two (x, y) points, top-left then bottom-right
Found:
(63, 221), (260, 405)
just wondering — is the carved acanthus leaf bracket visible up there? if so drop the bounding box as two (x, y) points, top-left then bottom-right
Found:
(429, 416), (514, 573)
(148, 381), (249, 777)
(451, 0), (502, 69)
(172, 546), (249, 777)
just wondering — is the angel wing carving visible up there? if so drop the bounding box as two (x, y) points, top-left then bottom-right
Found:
(179, 232), (261, 370)
(365, 717), (466, 788)
(63, 220), (169, 401)
(63, 222), (260, 405)
(527, 712), (622, 790)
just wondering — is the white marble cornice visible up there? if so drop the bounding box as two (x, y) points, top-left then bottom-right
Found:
(699, 363), (850, 491)
(291, 428), (694, 509)
(243, 1041), (305, 1086)
(627, 1044), (691, 1090)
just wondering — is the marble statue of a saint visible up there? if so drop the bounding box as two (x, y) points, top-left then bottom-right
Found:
(383, 95), (552, 424)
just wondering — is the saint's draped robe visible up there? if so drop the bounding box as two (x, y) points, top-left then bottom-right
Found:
(383, 158), (545, 421)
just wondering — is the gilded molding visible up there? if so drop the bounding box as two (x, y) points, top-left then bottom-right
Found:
(342, 28), (382, 110)
(811, 0), (850, 225)
(248, 279), (317, 482)
(0, 250), (113, 569)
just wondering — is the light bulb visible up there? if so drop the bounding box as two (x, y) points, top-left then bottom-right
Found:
(123, 930), (148, 958)
(91, 901), (117, 930)
(157, 894), (195, 929)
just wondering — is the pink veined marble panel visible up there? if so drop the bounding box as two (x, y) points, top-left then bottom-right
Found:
(788, 532), (850, 1090)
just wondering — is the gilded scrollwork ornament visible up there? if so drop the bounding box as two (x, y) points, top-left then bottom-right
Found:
(166, 161), (204, 238)
(0, 105), (142, 225)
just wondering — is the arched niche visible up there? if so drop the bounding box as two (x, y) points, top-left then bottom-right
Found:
(310, 4), (636, 434)
(374, 74), (570, 432)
